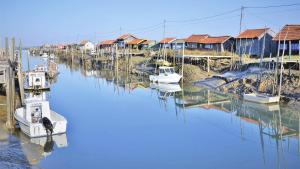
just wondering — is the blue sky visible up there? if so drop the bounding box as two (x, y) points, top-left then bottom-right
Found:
(0, 0), (299, 46)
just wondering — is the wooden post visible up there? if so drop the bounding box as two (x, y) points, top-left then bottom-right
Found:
(18, 40), (24, 105)
(207, 56), (210, 75)
(289, 40), (292, 60)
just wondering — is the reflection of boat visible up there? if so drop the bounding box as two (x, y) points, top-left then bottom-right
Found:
(243, 93), (280, 104)
(150, 83), (182, 93)
(24, 92), (48, 101)
(19, 132), (68, 164)
(48, 60), (59, 78)
(14, 98), (67, 137)
(30, 133), (68, 148)
(149, 67), (182, 83)
(24, 71), (50, 90)
(34, 65), (48, 72)
(243, 101), (280, 112)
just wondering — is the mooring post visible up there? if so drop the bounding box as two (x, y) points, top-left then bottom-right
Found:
(18, 40), (25, 105)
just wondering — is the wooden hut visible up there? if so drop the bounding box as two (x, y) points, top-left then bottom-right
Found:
(199, 36), (235, 53)
(159, 37), (176, 49)
(99, 40), (116, 53)
(273, 24), (300, 56)
(116, 34), (137, 48)
(126, 39), (147, 50)
(185, 34), (209, 49)
(236, 28), (275, 57)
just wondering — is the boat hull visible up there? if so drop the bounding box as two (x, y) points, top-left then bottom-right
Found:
(15, 108), (67, 138)
(243, 93), (280, 104)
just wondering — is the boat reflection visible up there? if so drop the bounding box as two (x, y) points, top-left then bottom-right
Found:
(18, 132), (68, 164)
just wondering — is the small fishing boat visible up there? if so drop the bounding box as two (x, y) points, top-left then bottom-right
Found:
(42, 53), (48, 58)
(14, 98), (67, 138)
(243, 93), (280, 104)
(49, 53), (55, 60)
(149, 67), (182, 83)
(24, 71), (50, 90)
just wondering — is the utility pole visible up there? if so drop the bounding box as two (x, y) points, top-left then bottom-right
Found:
(238, 6), (244, 65)
(163, 19), (166, 60)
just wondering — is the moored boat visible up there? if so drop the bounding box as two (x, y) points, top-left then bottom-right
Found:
(243, 93), (280, 104)
(149, 67), (182, 83)
(14, 99), (67, 138)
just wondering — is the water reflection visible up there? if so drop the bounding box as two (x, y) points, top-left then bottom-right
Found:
(1, 52), (300, 168)
(59, 55), (300, 169)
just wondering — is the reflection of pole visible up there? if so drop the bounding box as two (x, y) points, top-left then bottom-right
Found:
(181, 43), (185, 77)
(298, 112), (300, 155)
(258, 118), (266, 165)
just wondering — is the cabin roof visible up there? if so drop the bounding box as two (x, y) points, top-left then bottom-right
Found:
(185, 34), (209, 43)
(236, 28), (270, 39)
(199, 36), (232, 44)
(80, 40), (90, 45)
(127, 39), (147, 45)
(160, 37), (176, 44)
(117, 34), (137, 40)
(99, 40), (116, 45)
(273, 24), (300, 41)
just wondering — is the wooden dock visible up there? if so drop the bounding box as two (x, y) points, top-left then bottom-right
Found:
(0, 37), (24, 129)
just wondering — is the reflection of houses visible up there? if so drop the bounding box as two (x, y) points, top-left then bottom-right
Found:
(175, 88), (232, 112)
(273, 24), (300, 56)
(236, 28), (275, 57)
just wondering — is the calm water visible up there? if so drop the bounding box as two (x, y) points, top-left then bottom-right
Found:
(1, 52), (300, 169)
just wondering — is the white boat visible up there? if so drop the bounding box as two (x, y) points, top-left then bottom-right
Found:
(149, 67), (182, 83)
(243, 93), (280, 104)
(24, 71), (50, 90)
(42, 53), (48, 58)
(49, 54), (55, 60)
(14, 99), (67, 138)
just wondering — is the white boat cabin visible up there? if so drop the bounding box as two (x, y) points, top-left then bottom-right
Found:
(149, 67), (182, 83)
(26, 71), (49, 90)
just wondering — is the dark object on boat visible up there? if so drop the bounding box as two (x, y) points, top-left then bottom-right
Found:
(42, 117), (53, 135)
(44, 135), (54, 153)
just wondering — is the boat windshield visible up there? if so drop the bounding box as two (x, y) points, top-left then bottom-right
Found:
(165, 68), (171, 73)
(159, 69), (165, 74)
(170, 68), (175, 73)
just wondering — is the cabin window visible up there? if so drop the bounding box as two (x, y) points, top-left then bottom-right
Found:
(170, 68), (175, 73)
(35, 78), (41, 82)
(291, 43), (299, 50)
(165, 69), (171, 73)
(31, 105), (42, 123)
(159, 69), (165, 74)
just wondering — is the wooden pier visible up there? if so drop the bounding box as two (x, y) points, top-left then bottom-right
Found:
(0, 37), (24, 129)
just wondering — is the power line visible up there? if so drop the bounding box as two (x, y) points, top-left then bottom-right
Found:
(244, 3), (300, 9)
(167, 8), (240, 23)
